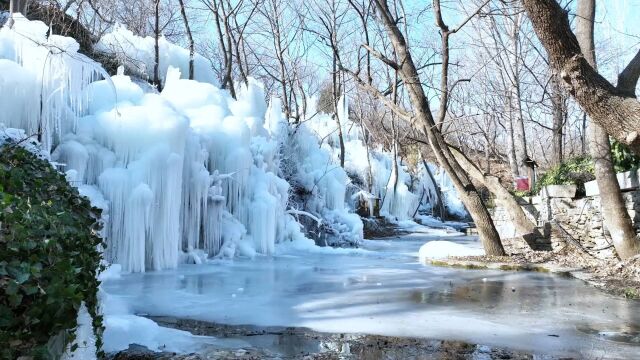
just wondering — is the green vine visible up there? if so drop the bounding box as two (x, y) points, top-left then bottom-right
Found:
(533, 156), (595, 195)
(611, 140), (640, 173)
(0, 144), (105, 359)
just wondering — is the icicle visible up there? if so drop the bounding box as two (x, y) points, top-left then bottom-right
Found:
(205, 181), (224, 256)
(122, 183), (153, 273)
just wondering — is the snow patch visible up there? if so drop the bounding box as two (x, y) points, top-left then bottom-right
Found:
(418, 241), (484, 261)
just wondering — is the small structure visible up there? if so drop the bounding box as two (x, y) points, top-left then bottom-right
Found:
(514, 157), (538, 191)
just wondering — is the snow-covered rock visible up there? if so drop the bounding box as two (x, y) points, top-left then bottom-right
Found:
(418, 240), (484, 262)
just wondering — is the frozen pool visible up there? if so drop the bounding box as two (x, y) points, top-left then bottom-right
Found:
(102, 233), (640, 358)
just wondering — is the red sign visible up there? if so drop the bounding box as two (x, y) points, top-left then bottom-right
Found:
(515, 176), (530, 191)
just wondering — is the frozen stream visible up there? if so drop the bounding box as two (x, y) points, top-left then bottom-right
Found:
(102, 233), (640, 358)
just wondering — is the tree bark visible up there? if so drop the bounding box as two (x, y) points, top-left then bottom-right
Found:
(509, 13), (529, 176)
(576, 0), (639, 259)
(177, 0), (195, 80)
(373, 0), (505, 255)
(421, 155), (445, 220)
(450, 146), (542, 246)
(521, 0), (640, 154)
(212, 0), (235, 98)
(9, 0), (29, 16)
(153, 0), (161, 91)
(617, 50), (640, 97)
(332, 49), (346, 168)
(551, 73), (564, 166)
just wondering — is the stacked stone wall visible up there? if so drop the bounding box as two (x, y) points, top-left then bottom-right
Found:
(491, 190), (640, 258)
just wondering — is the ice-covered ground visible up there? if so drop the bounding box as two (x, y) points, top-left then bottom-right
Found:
(102, 234), (640, 359)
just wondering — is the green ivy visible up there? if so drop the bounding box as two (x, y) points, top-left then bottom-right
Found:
(0, 144), (105, 359)
(533, 156), (595, 195)
(611, 140), (640, 173)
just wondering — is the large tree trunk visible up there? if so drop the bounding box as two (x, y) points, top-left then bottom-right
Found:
(576, 0), (639, 259)
(521, 0), (640, 154)
(373, 0), (505, 255)
(451, 147), (542, 246)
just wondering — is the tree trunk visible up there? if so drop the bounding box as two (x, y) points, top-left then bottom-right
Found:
(509, 13), (529, 176)
(332, 52), (346, 168)
(373, 0), (505, 255)
(383, 136), (399, 216)
(505, 96), (519, 177)
(359, 117), (374, 194)
(212, 0), (235, 98)
(9, 0), (29, 16)
(576, 0), (639, 259)
(581, 111), (587, 155)
(551, 73), (564, 166)
(421, 155), (446, 220)
(153, 0), (161, 91)
(521, 0), (640, 154)
(451, 146), (542, 246)
(177, 0), (195, 80)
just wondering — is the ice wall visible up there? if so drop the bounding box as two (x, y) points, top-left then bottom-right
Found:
(304, 96), (419, 221)
(0, 19), (305, 272)
(270, 96), (363, 246)
(304, 95), (468, 221)
(0, 14), (102, 153)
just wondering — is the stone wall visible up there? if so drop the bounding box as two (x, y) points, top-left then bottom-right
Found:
(491, 189), (640, 258)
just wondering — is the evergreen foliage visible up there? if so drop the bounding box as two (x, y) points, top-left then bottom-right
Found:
(0, 144), (104, 359)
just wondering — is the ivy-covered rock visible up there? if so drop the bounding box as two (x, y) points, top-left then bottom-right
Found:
(0, 143), (105, 359)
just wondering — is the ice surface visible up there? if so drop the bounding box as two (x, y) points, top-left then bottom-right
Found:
(103, 234), (640, 359)
(101, 290), (231, 354)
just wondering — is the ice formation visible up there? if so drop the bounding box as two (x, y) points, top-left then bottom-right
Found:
(0, 18), (305, 272)
(0, 15), (468, 274)
(301, 95), (466, 222)
(96, 24), (217, 87)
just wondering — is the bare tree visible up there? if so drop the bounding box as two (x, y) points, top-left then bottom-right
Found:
(550, 72), (565, 165)
(521, 0), (640, 154)
(353, 0), (505, 255)
(575, 0), (639, 259)
(153, 0), (161, 90)
(177, 0), (194, 79)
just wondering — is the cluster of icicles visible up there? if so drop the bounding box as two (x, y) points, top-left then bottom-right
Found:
(0, 15), (307, 272)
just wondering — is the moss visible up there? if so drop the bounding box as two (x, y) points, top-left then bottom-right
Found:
(0, 144), (105, 359)
(498, 264), (522, 271)
(429, 260), (489, 270)
(623, 287), (640, 300)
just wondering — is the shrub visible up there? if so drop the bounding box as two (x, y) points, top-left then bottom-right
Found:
(533, 156), (595, 195)
(0, 144), (104, 359)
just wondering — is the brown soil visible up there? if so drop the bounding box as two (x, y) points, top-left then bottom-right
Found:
(443, 242), (640, 300)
